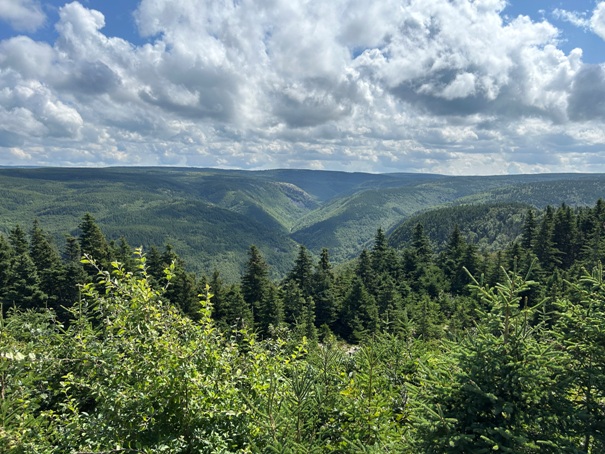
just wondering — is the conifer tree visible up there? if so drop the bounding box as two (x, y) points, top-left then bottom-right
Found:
(356, 249), (376, 294)
(61, 235), (87, 305)
(220, 285), (253, 329)
(371, 227), (389, 275)
(282, 280), (317, 341)
(6, 252), (47, 311)
(160, 246), (200, 319)
(411, 222), (433, 264)
(29, 220), (65, 311)
(533, 205), (561, 272)
(312, 248), (339, 330)
(79, 213), (111, 275)
(0, 234), (14, 311)
(242, 245), (282, 336)
(9, 225), (29, 256)
(112, 237), (137, 273)
(552, 204), (578, 269)
(340, 277), (378, 343)
(521, 209), (537, 251)
(286, 245), (314, 297)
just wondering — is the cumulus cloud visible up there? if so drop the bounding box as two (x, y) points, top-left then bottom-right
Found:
(0, 0), (45, 32)
(591, 2), (605, 40)
(0, 0), (603, 173)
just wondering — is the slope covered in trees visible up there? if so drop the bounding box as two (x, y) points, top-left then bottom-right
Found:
(1, 167), (604, 279)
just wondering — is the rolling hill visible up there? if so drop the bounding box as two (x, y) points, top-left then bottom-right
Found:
(0, 167), (603, 280)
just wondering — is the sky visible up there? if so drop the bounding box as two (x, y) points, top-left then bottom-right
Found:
(0, 1), (604, 175)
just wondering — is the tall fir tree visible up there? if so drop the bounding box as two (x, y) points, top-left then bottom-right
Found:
(533, 205), (561, 272)
(29, 220), (66, 312)
(79, 213), (111, 276)
(312, 248), (339, 331)
(285, 245), (314, 298)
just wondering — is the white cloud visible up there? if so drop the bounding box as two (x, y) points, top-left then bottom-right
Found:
(553, 8), (590, 29)
(0, 0), (603, 173)
(0, 0), (45, 32)
(591, 2), (605, 40)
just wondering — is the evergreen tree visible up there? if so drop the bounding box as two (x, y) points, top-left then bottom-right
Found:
(6, 253), (47, 311)
(220, 285), (253, 330)
(256, 282), (284, 337)
(521, 209), (537, 251)
(161, 246), (200, 319)
(417, 271), (571, 452)
(411, 222), (433, 264)
(29, 220), (66, 311)
(0, 235), (14, 311)
(242, 245), (282, 336)
(533, 205), (561, 272)
(441, 225), (470, 294)
(9, 225), (29, 256)
(79, 213), (111, 275)
(375, 275), (407, 336)
(340, 277), (378, 343)
(555, 264), (605, 452)
(112, 237), (137, 273)
(356, 249), (376, 294)
(371, 228), (389, 275)
(60, 235), (87, 309)
(281, 280), (317, 341)
(552, 204), (578, 270)
(285, 245), (314, 297)
(242, 245), (270, 312)
(312, 248), (339, 330)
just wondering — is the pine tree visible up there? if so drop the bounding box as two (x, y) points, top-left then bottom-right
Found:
(161, 246), (200, 319)
(112, 237), (137, 273)
(417, 271), (571, 452)
(60, 235), (87, 310)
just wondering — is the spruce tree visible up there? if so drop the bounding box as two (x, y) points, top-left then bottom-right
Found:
(521, 209), (537, 251)
(79, 213), (111, 275)
(533, 205), (561, 272)
(29, 220), (65, 311)
(312, 248), (339, 330)
(340, 277), (378, 343)
(242, 245), (282, 336)
(286, 245), (314, 298)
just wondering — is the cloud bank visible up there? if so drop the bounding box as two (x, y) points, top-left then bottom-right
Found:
(0, 0), (604, 174)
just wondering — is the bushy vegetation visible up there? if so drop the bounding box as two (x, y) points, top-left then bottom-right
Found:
(2, 199), (605, 452)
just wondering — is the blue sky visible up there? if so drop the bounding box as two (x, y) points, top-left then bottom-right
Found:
(0, 0), (604, 174)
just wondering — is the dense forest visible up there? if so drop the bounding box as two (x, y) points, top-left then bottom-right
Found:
(1, 167), (605, 279)
(2, 199), (605, 452)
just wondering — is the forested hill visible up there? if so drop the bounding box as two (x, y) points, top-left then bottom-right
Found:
(0, 167), (604, 279)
